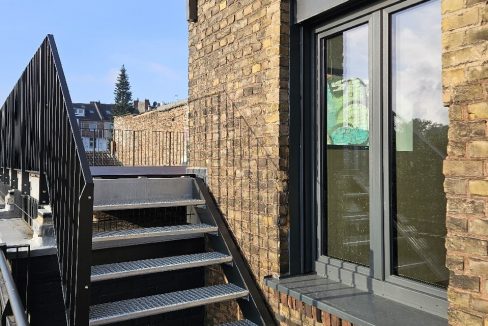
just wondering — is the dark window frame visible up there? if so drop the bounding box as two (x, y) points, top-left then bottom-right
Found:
(294, 0), (448, 317)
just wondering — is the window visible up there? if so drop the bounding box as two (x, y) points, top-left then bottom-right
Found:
(74, 108), (85, 117)
(323, 23), (370, 266)
(389, 0), (448, 288)
(314, 0), (447, 313)
(88, 122), (98, 131)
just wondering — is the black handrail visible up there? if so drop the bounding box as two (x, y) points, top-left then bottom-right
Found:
(194, 177), (276, 326)
(0, 35), (94, 325)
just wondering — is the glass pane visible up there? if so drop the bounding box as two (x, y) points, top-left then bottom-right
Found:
(390, 0), (449, 288)
(324, 24), (370, 266)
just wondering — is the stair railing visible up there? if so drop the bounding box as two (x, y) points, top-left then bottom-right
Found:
(0, 35), (94, 326)
(195, 178), (276, 325)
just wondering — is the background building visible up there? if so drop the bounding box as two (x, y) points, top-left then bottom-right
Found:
(72, 101), (113, 152)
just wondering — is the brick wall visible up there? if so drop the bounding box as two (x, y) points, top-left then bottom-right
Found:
(188, 0), (291, 323)
(113, 101), (188, 166)
(188, 0), (488, 325)
(442, 0), (488, 325)
(273, 290), (353, 326)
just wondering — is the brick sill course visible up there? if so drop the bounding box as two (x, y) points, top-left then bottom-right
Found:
(265, 274), (447, 326)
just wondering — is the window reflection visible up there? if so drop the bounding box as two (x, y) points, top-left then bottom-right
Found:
(391, 0), (449, 288)
(325, 24), (370, 266)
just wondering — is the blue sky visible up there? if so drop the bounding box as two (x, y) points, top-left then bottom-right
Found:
(0, 0), (188, 105)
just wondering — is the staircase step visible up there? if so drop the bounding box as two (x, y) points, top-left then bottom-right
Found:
(91, 252), (232, 282)
(93, 198), (206, 211)
(92, 224), (218, 248)
(220, 320), (258, 326)
(89, 284), (249, 326)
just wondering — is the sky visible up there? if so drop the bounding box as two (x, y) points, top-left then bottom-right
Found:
(0, 0), (188, 105)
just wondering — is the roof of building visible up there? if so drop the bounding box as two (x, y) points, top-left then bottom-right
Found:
(154, 99), (187, 113)
(71, 102), (114, 122)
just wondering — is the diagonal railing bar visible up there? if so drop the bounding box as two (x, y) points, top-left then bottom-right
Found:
(0, 35), (94, 326)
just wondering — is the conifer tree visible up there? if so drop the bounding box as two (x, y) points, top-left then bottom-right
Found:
(113, 65), (133, 116)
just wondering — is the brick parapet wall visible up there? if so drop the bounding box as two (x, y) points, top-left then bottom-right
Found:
(113, 102), (188, 166)
(114, 101), (188, 132)
(442, 0), (488, 325)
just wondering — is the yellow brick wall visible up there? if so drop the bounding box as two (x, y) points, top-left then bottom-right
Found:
(188, 0), (290, 323)
(113, 102), (188, 166)
(442, 0), (488, 325)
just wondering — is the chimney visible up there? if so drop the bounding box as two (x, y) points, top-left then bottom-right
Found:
(144, 99), (150, 112)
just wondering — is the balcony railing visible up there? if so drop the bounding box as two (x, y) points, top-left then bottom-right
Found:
(79, 128), (187, 167)
(0, 35), (93, 325)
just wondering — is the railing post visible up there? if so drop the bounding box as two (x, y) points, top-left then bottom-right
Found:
(73, 184), (93, 326)
(38, 57), (48, 206)
(132, 130), (136, 166)
(169, 132), (172, 166)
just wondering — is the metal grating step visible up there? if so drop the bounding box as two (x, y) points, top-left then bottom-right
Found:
(92, 223), (218, 244)
(93, 198), (206, 211)
(220, 320), (258, 326)
(91, 252), (233, 282)
(89, 284), (249, 326)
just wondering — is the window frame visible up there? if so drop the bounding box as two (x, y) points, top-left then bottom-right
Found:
(310, 0), (447, 316)
(315, 12), (378, 273)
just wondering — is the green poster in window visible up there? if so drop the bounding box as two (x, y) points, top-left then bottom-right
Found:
(327, 77), (369, 146)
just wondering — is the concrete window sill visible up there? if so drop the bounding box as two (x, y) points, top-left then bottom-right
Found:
(264, 274), (447, 326)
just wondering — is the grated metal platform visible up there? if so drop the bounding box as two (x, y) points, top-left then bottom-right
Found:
(89, 284), (249, 326)
(220, 320), (258, 326)
(91, 252), (232, 282)
(92, 224), (218, 244)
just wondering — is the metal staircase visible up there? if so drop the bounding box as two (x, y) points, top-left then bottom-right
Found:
(86, 174), (274, 326)
(0, 35), (275, 325)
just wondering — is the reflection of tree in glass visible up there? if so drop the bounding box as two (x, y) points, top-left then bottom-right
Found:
(393, 118), (449, 287)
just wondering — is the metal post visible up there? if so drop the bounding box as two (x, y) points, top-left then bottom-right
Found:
(169, 132), (172, 166)
(132, 130), (136, 166)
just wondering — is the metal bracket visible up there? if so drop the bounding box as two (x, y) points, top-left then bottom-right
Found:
(8, 169), (16, 190)
(21, 172), (30, 196)
(38, 174), (49, 205)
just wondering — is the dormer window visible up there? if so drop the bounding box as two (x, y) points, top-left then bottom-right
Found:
(74, 108), (85, 117)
